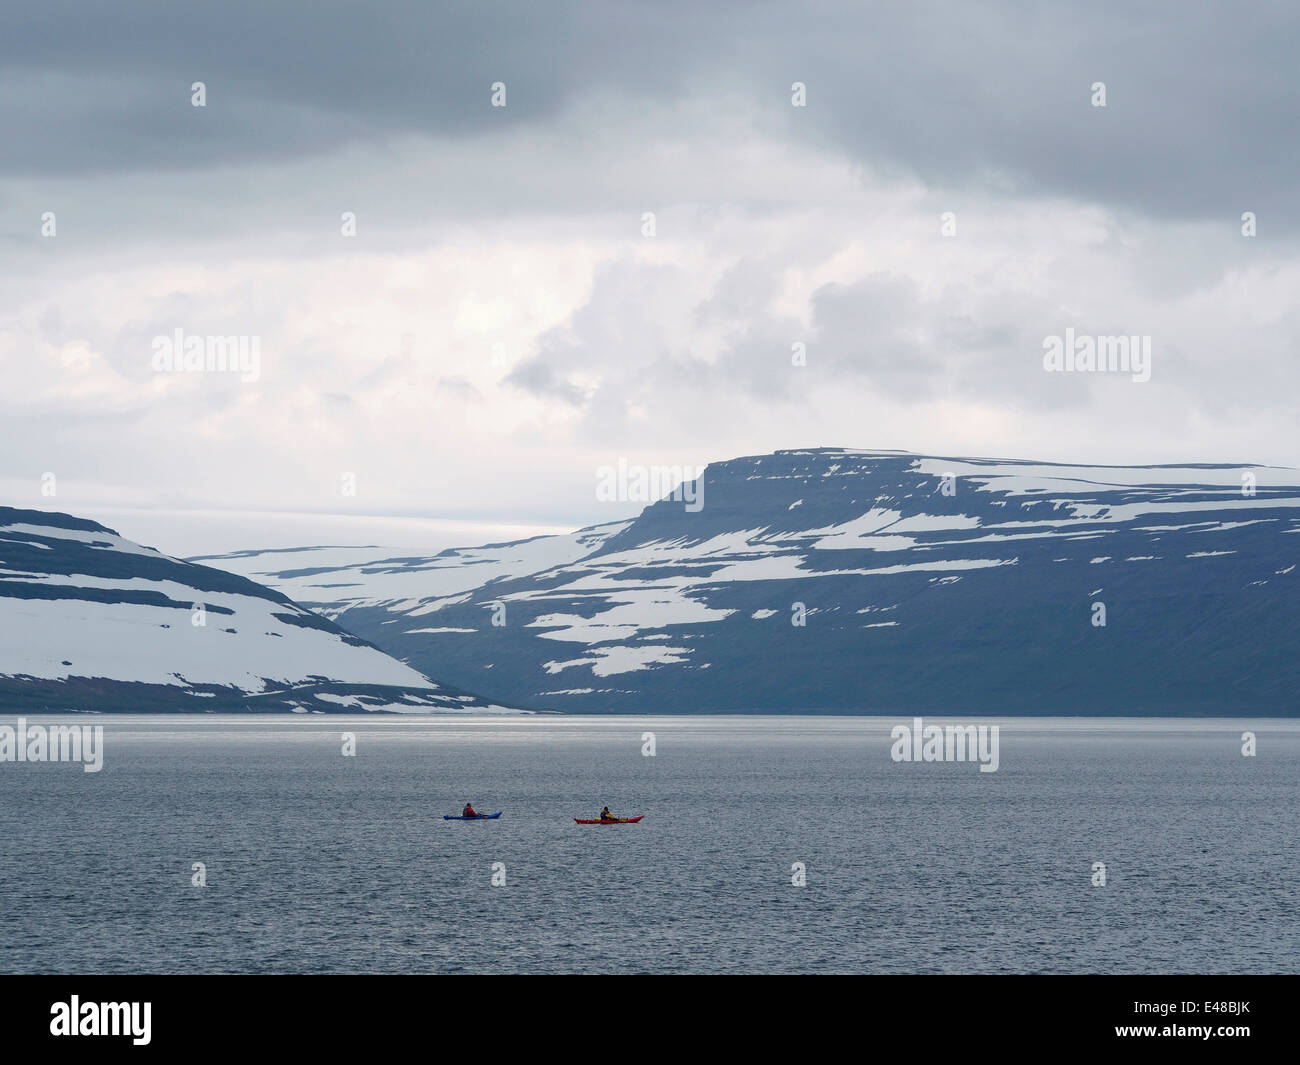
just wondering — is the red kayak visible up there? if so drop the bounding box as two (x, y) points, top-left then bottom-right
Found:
(574, 816), (643, 824)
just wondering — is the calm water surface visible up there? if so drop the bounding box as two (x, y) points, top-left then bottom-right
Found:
(0, 715), (1295, 974)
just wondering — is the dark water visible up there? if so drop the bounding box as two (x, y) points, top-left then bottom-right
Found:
(0, 715), (1295, 974)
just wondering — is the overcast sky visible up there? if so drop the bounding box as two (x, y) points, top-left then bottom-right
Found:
(2, 1), (1297, 553)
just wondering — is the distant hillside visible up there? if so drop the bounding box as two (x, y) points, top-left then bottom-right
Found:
(202, 448), (1300, 715)
(0, 507), (521, 713)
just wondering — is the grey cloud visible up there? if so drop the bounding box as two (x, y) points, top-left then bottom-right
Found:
(501, 252), (1154, 434)
(436, 375), (483, 402)
(806, 277), (944, 396)
(764, 2), (1300, 228)
(504, 357), (590, 406)
(3, 2), (1296, 228)
(0, 1), (716, 174)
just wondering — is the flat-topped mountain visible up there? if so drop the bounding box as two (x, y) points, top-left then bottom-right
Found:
(202, 448), (1300, 715)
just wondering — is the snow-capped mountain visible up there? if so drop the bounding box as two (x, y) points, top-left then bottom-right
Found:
(202, 449), (1300, 715)
(191, 522), (631, 620)
(0, 507), (519, 713)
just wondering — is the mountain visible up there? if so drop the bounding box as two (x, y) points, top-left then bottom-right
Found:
(190, 522), (631, 620)
(201, 448), (1300, 716)
(0, 507), (520, 713)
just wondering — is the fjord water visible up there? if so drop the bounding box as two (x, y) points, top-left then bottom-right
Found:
(1, 715), (1295, 974)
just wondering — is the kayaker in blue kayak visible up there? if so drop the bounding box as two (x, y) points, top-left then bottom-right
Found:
(462, 802), (478, 818)
(599, 806), (614, 821)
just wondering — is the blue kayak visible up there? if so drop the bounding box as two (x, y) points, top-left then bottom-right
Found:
(443, 812), (502, 820)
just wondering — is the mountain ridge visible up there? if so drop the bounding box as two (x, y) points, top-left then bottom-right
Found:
(204, 448), (1300, 715)
(0, 506), (523, 713)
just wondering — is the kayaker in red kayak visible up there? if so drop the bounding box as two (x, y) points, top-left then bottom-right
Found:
(462, 802), (478, 818)
(599, 806), (614, 821)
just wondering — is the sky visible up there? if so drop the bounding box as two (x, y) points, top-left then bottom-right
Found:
(2, 1), (1297, 554)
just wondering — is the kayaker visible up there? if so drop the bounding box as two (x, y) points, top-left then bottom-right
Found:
(462, 802), (478, 818)
(599, 806), (614, 821)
